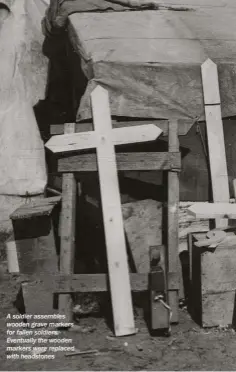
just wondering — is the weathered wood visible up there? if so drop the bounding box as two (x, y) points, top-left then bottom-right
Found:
(10, 196), (61, 220)
(188, 202), (236, 219)
(50, 119), (194, 137)
(10, 197), (62, 240)
(201, 59), (229, 228)
(20, 272), (179, 293)
(91, 85), (135, 337)
(57, 152), (181, 172)
(167, 119), (179, 323)
(46, 124), (162, 154)
(59, 123), (77, 322)
(190, 231), (236, 327)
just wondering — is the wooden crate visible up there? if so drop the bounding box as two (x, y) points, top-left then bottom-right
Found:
(189, 232), (236, 328)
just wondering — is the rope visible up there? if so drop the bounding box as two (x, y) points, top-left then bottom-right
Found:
(154, 294), (172, 334)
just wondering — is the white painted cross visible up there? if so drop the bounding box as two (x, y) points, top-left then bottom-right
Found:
(46, 85), (162, 336)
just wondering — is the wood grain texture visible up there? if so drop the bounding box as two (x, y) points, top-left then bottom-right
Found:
(50, 119), (194, 137)
(58, 152), (181, 172)
(46, 124), (162, 154)
(167, 119), (180, 323)
(91, 85), (135, 336)
(59, 123), (77, 322)
(167, 120), (179, 323)
(20, 272), (179, 294)
(201, 59), (229, 228)
(10, 196), (61, 220)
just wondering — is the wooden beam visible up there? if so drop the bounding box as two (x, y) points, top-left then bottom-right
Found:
(59, 123), (77, 322)
(50, 119), (194, 137)
(20, 272), (179, 293)
(91, 86), (135, 337)
(57, 152), (181, 172)
(201, 59), (230, 228)
(188, 202), (236, 220)
(10, 196), (61, 220)
(46, 124), (162, 154)
(167, 119), (179, 323)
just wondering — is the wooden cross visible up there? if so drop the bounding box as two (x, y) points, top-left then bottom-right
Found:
(46, 85), (162, 336)
(188, 59), (232, 230)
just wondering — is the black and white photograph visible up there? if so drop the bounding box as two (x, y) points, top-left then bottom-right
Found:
(1, 0), (236, 371)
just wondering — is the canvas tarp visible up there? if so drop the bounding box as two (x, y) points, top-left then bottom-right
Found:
(0, 0), (48, 197)
(65, 4), (236, 122)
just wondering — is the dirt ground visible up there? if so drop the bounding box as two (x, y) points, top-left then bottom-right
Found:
(1, 236), (236, 371)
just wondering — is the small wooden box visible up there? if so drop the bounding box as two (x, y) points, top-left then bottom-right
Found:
(189, 232), (236, 328)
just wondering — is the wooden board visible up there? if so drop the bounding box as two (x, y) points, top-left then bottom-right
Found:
(188, 202), (236, 219)
(201, 59), (230, 228)
(50, 119), (194, 137)
(57, 152), (181, 172)
(20, 272), (179, 293)
(167, 120), (180, 323)
(59, 123), (77, 322)
(10, 196), (61, 220)
(91, 86), (135, 336)
(46, 124), (162, 154)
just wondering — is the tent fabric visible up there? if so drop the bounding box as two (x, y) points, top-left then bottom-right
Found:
(0, 0), (47, 196)
(66, 5), (236, 122)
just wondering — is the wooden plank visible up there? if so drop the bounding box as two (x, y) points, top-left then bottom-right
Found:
(167, 119), (179, 323)
(201, 59), (230, 228)
(46, 124), (162, 154)
(188, 202), (236, 219)
(50, 119), (194, 137)
(10, 196), (61, 220)
(20, 272), (179, 293)
(91, 85), (135, 337)
(59, 123), (77, 322)
(57, 152), (181, 172)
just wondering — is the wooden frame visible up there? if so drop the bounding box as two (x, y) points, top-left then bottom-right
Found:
(12, 87), (181, 336)
(47, 116), (181, 333)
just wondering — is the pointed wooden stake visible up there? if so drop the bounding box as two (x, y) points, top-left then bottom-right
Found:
(201, 59), (230, 228)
